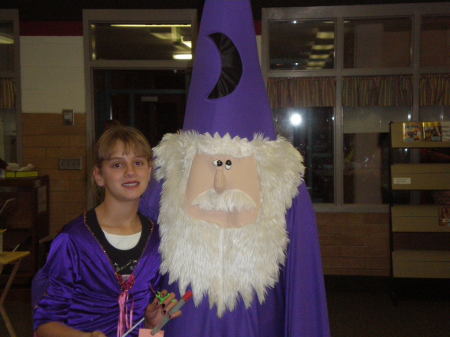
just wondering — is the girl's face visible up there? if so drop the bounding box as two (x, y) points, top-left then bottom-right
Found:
(93, 141), (152, 204)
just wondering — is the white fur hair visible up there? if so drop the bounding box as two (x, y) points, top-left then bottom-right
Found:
(154, 132), (305, 316)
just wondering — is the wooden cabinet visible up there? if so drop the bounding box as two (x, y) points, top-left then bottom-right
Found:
(0, 175), (49, 280)
(389, 122), (450, 279)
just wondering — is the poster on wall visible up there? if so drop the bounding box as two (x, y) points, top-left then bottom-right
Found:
(422, 122), (442, 142)
(441, 121), (450, 142)
(402, 122), (422, 142)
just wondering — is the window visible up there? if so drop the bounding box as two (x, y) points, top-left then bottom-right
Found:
(268, 19), (335, 70)
(0, 11), (19, 163)
(89, 22), (193, 61)
(343, 105), (410, 204)
(263, 3), (450, 210)
(93, 69), (187, 146)
(84, 9), (196, 140)
(420, 16), (450, 67)
(275, 106), (334, 202)
(0, 21), (14, 72)
(84, 10), (197, 207)
(344, 17), (411, 68)
(342, 76), (412, 204)
(268, 77), (335, 203)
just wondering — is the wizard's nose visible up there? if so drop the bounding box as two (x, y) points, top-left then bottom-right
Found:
(214, 167), (226, 194)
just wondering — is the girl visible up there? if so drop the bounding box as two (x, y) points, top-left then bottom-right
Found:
(33, 125), (175, 337)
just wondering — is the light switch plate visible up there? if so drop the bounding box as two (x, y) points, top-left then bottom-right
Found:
(59, 158), (82, 170)
(62, 109), (74, 125)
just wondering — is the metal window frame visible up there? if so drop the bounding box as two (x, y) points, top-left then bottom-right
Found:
(83, 9), (197, 208)
(262, 3), (450, 212)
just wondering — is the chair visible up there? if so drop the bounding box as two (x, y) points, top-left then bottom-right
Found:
(0, 198), (16, 229)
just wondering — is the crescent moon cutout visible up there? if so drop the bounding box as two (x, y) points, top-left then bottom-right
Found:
(207, 32), (243, 99)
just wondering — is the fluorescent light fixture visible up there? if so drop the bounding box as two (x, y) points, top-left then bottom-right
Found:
(306, 66), (322, 70)
(316, 31), (335, 39)
(111, 24), (191, 28)
(290, 113), (303, 127)
(173, 54), (192, 60)
(0, 33), (14, 44)
(307, 61), (326, 67)
(309, 54), (329, 60)
(312, 44), (334, 51)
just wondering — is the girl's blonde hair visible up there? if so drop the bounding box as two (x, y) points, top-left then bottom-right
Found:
(94, 125), (152, 168)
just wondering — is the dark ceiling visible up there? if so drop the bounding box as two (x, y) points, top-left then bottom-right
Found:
(1, 0), (447, 21)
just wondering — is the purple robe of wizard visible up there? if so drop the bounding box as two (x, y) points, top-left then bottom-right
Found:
(141, 182), (330, 337)
(140, 1), (331, 337)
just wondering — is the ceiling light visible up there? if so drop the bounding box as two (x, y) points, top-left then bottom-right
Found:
(289, 113), (303, 127)
(307, 61), (326, 67)
(316, 31), (335, 39)
(173, 54), (192, 60)
(312, 44), (334, 51)
(309, 54), (329, 60)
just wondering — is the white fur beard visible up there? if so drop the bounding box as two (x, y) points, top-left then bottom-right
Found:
(158, 204), (288, 317)
(155, 132), (304, 317)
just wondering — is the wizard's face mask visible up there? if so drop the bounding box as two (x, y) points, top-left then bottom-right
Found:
(184, 153), (261, 228)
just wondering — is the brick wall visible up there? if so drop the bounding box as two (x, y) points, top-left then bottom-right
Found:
(317, 212), (390, 276)
(21, 113), (88, 234)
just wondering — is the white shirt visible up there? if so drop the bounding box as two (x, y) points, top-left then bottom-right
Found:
(102, 230), (142, 250)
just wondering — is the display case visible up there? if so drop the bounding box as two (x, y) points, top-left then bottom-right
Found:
(389, 122), (450, 279)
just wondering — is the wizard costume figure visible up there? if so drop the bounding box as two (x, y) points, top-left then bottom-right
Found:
(140, 0), (331, 336)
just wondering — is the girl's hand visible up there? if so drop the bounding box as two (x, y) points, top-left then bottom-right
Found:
(145, 290), (182, 329)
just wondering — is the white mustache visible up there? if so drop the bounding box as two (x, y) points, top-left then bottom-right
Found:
(192, 189), (256, 212)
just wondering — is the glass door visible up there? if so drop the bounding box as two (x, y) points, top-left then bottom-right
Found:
(93, 69), (188, 146)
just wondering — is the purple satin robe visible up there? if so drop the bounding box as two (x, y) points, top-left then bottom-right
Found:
(33, 214), (161, 337)
(140, 181), (331, 337)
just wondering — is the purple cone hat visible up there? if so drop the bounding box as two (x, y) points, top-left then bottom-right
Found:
(183, 0), (276, 140)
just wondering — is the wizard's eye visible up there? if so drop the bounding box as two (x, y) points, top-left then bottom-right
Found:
(225, 159), (232, 170)
(213, 159), (223, 167)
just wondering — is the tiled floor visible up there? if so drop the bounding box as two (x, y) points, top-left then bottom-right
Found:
(1, 277), (449, 337)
